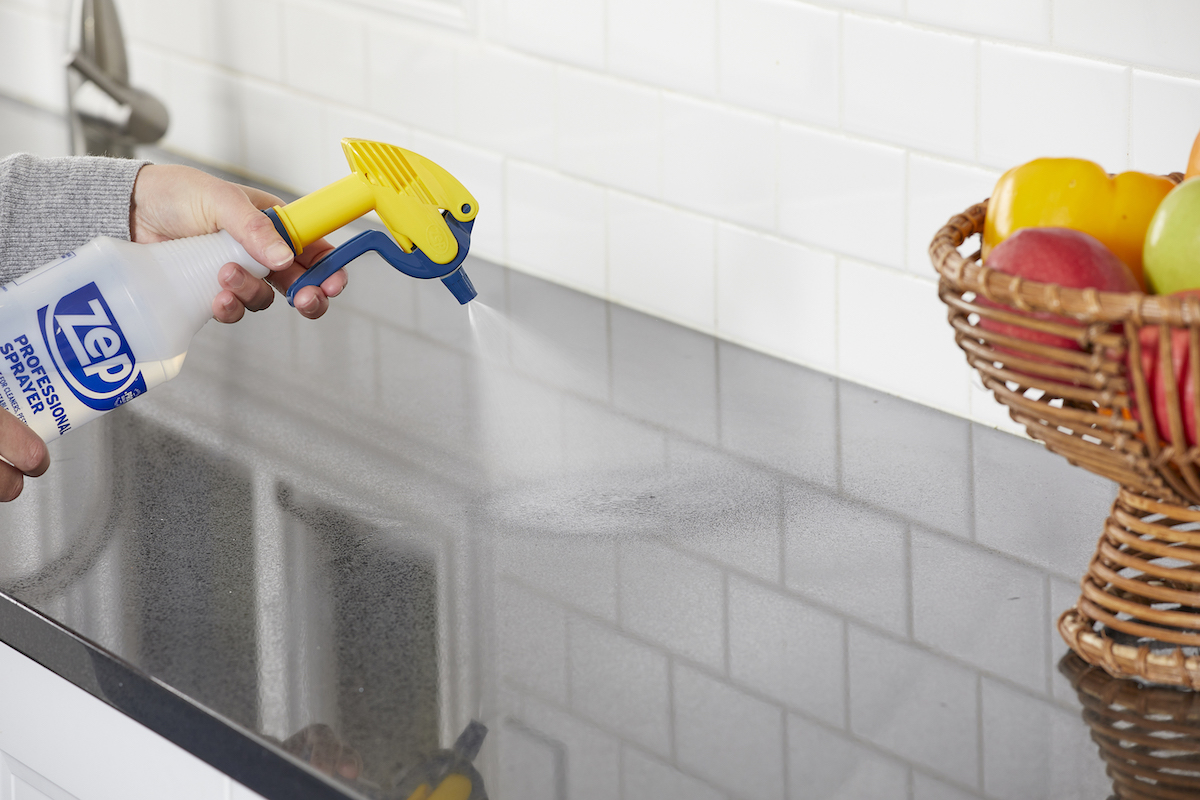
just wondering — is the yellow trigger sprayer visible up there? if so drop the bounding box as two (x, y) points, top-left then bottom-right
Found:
(269, 138), (480, 306)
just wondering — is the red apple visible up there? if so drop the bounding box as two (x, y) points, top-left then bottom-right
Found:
(1133, 290), (1200, 446)
(977, 227), (1139, 379)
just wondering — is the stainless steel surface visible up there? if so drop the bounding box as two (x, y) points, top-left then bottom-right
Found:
(1, 96), (1128, 799)
(66, 0), (169, 157)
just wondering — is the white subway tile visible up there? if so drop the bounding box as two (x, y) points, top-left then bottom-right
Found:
(121, 0), (216, 63)
(819, 0), (903, 15)
(608, 193), (716, 333)
(221, 0), (283, 81)
(618, 539), (724, 671)
(283, 3), (367, 108)
(837, 259), (972, 417)
(367, 21), (460, 139)
(239, 81), (328, 195)
(506, 163), (607, 296)
(849, 626), (979, 787)
(556, 69), (661, 199)
(906, 155), (999, 277)
(496, 580), (569, 703)
(912, 529), (1047, 691)
(716, 225), (837, 373)
(608, 0), (717, 97)
(907, 0), (1050, 44)
(622, 747), (726, 800)
(410, 132), (505, 262)
(458, 47), (557, 165)
(1054, 0), (1200, 75)
(980, 43), (1129, 171)
(674, 665), (786, 800)
(779, 126), (906, 268)
(788, 715), (910, 800)
(784, 486), (909, 633)
(981, 679), (1111, 800)
(569, 618), (671, 757)
(0, 6), (64, 111)
(500, 0), (605, 70)
(496, 533), (618, 621)
(1131, 71), (1200, 176)
(718, 0), (839, 126)
(843, 18), (976, 160)
(160, 60), (245, 175)
(728, 576), (846, 726)
(662, 96), (776, 229)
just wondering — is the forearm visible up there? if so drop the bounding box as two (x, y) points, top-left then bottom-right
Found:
(0, 153), (147, 283)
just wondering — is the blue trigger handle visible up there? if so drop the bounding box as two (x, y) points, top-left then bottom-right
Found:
(285, 212), (477, 306)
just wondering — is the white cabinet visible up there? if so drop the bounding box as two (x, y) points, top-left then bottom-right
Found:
(0, 642), (266, 800)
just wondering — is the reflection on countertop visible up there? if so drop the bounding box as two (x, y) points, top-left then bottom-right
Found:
(1, 94), (1126, 799)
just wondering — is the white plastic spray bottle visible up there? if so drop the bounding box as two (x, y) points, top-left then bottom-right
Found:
(0, 138), (478, 442)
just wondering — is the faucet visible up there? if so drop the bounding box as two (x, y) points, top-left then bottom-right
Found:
(65, 0), (169, 157)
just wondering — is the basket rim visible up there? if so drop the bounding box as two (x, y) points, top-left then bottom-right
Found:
(929, 192), (1200, 329)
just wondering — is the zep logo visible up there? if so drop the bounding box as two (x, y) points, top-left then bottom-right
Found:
(38, 282), (146, 411)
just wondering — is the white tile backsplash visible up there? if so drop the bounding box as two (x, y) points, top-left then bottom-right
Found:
(607, 192), (716, 332)
(505, 162), (607, 295)
(716, 225), (837, 372)
(499, 0), (605, 70)
(979, 43), (1130, 171)
(282, 2), (367, 107)
(607, 0), (717, 97)
(836, 259), (972, 416)
(661, 95), (777, 229)
(1130, 70), (1200, 176)
(555, 69), (661, 198)
(843, 17), (977, 159)
(779, 126), (906, 268)
(717, 0), (839, 126)
(1053, 0), (1200, 75)
(9, 0), (1187, 433)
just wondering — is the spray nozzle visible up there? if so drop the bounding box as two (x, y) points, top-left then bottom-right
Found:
(267, 138), (479, 305)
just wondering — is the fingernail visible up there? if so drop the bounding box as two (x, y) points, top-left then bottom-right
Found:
(267, 241), (293, 267)
(225, 267), (245, 290)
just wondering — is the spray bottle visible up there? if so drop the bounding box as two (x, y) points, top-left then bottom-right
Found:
(0, 138), (478, 442)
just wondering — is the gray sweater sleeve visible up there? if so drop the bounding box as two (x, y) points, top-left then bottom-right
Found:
(0, 153), (148, 284)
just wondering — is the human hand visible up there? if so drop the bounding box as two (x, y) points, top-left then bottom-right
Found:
(129, 164), (347, 321)
(0, 408), (49, 502)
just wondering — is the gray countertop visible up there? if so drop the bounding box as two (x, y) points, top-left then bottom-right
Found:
(0, 95), (1138, 800)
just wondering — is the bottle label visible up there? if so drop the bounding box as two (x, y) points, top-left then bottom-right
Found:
(38, 282), (146, 412)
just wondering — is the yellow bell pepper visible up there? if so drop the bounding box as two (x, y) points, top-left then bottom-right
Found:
(983, 157), (1175, 290)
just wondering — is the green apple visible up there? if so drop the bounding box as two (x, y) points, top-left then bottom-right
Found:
(1144, 177), (1200, 294)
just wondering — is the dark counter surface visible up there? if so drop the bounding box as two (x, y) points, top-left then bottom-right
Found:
(0, 95), (1134, 800)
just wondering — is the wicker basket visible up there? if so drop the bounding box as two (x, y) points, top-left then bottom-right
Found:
(928, 184), (1200, 689)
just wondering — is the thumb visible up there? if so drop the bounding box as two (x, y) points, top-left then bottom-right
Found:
(210, 184), (296, 271)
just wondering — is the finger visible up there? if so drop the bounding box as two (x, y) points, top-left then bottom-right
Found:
(208, 182), (295, 272)
(212, 290), (246, 324)
(218, 262), (276, 312)
(292, 285), (329, 319)
(0, 410), (49, 476)
(0, 465), (24, 503)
